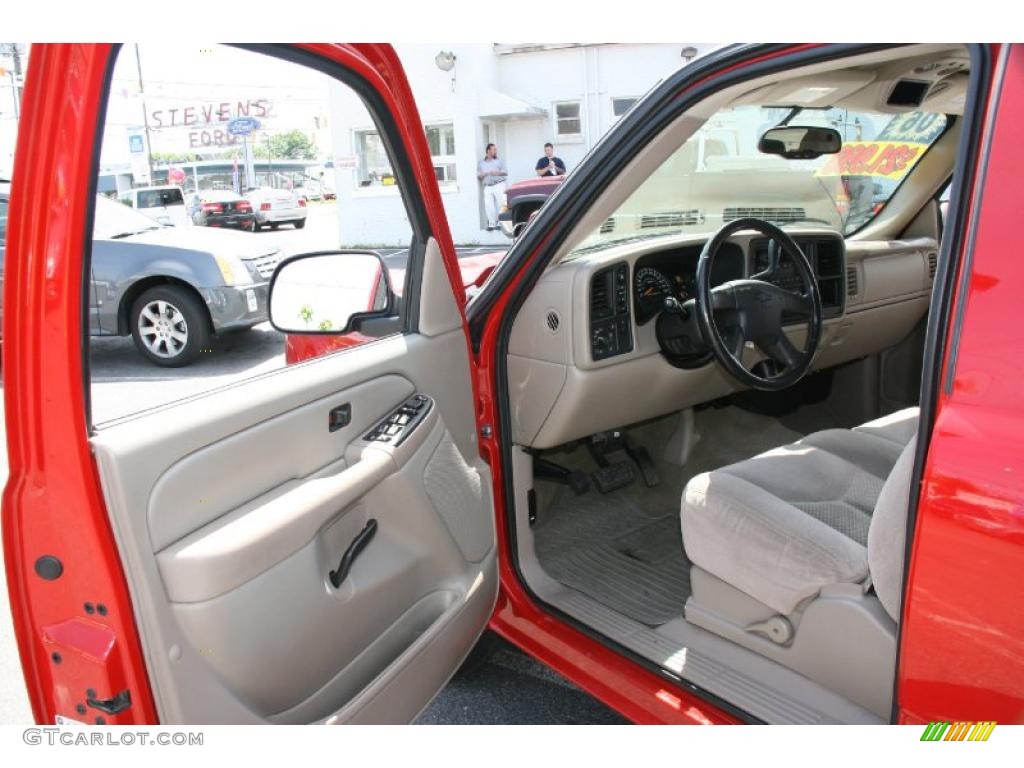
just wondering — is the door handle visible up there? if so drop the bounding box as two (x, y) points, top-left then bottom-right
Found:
(329, 519), (378, 588)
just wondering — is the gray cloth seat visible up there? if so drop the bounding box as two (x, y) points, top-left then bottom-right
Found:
(680, 408), (919, 619)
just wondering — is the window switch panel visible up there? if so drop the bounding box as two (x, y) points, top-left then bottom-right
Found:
(363, 394), (434, 446)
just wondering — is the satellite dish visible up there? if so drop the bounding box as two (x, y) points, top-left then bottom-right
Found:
(435, 51), (457, 72)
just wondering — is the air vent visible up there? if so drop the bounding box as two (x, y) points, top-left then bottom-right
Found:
(724, 207), (807, 224)
(639, 209), (704, 229)
(846, 267), (859, 297)
(545, 311), (560, 332)
(927, 252), (938, 279)
(600, 217), (616, 234)
(816, 240), (842, 278)
(590, 274), (611, 320)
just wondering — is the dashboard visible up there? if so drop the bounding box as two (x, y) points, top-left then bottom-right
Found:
(588, 233), (846, 364)
(507, 228), (936, 449)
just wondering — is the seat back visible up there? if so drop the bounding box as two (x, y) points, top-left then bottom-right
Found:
(867, 435), (918, 622)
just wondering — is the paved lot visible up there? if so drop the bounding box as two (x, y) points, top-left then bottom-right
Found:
(0, 207), (623, 725)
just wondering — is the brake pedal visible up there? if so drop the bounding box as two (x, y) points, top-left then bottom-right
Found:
(624, 439), (660, 488)
(592, 461), (635, 494)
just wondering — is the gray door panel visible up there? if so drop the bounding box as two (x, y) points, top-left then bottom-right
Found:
(92, 320), (497, 723)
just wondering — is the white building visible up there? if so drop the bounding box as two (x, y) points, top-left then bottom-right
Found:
(329, 43), (717, 247)
(0, 45), (28, 177)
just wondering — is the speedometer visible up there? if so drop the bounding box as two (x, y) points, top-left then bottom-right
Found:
(634, 267), (674, 323)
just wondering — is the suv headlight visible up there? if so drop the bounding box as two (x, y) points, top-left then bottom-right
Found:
(214, 254), (254, 286)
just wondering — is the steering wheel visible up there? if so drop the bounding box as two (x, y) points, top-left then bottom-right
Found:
(694, 218), (823, 391)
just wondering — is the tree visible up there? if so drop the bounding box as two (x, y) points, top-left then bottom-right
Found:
(255, 130), (318, 160)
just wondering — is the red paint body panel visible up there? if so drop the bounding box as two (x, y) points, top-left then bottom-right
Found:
(897, 43), (1024, 724)
(2, 43), (160, 725)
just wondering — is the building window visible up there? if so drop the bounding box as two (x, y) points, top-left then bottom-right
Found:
(554, 101), (582, 137)
(354, 129), (397, 187)
(425, 123), (457, 185)
(612, 97), (637, 118)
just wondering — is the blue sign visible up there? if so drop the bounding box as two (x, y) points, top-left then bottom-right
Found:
(227, 116), (262, 137)
(128, 134), (144, 153)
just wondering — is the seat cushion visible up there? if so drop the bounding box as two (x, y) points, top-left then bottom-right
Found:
(680, 408), (920, 616)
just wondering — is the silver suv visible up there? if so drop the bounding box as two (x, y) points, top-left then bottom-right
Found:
(0, 187), (281, 367)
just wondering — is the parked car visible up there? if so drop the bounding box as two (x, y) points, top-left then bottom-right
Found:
(5, 42), (1023, 731)
(86, 194), (278, 365)
(246, 186), (307, 230)
(295, 180), (322, 202)
(120, 184), (192, 227)
(187, 189), (258, 231)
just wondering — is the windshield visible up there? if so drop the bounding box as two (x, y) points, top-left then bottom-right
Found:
(136, 187), (185, 208)
(568, 105), (948, 257)
(93, 195), (163, 239)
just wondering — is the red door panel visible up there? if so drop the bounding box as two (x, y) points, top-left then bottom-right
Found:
(898, 43), (1024, 724)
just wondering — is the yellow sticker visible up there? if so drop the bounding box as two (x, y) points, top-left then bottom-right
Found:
(816, 141), (928, 180)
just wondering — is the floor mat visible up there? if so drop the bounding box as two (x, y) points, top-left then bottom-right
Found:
(542, 517), (692, 625)
(533, 405), (808, 626)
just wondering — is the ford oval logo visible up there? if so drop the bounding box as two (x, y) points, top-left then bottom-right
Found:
(227, 117), (262, 136)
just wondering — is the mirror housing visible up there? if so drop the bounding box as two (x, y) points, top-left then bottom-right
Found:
(758, 126), (842, 160)
(268, 250), (394, 335)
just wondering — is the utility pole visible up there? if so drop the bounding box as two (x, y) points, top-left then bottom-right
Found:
(134, 43), (154, 184)
(10, 44), (21, 119)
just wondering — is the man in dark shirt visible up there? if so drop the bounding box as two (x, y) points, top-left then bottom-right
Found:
(535, 143), (567, 177)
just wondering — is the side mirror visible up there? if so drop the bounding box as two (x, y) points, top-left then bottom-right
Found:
(269, 250), (393, 334)
(758, 126), (842, 160)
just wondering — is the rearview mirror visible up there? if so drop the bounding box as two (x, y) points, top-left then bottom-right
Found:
(268, 250), (392, 334)
(758, 126), (842, 160)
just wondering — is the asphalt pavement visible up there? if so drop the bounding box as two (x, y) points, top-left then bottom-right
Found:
(0, 203), (624, 725)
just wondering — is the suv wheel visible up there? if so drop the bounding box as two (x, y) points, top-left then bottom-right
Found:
(293, 218), (306, 229)
(130, 286), (210, 367)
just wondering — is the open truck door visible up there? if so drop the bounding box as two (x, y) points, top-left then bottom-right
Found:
(2, 43), (497, 724)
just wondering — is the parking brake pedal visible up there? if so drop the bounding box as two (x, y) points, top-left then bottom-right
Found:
(532, 455), (590, 496)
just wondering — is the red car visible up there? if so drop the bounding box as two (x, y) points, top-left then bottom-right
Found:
(4, 43), (1023, 727)
(498, 175), (565, 238)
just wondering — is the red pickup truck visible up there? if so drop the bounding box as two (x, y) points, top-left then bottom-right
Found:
(498, 175), (565, 238)
(3, 42), (1023, 727)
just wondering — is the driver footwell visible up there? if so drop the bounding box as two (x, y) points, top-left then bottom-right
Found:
(532, 405), (806, 626)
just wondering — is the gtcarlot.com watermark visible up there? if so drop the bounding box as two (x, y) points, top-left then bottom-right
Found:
(23, 728), (203, 747)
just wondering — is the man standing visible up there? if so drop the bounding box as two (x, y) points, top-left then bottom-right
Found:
(477, 143), (508, 231)
(535, 143), (567, 177)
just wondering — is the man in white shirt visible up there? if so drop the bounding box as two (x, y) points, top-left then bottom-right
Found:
(477, 143), (508, 231)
